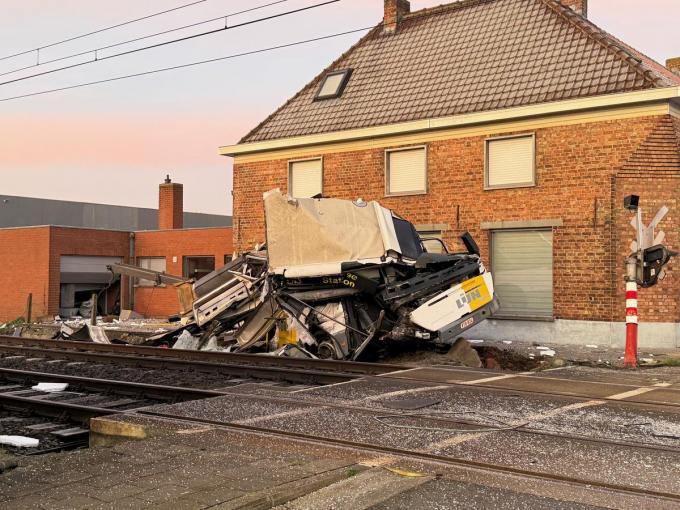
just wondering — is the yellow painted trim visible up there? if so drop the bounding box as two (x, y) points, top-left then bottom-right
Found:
(220, 87), (680, 157)
(232, 102), (671, 164)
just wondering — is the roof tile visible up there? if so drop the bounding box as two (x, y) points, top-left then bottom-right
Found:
(241, 0), (679, 143)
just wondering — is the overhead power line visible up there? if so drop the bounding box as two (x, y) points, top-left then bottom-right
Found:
(0, 27), (374, 103)
(0, 0), (337, 88)
(0, 0), (211, 62)
(0, 0), (291, 79)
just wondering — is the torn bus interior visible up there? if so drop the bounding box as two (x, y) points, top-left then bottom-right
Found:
(108, 190), (499, 360)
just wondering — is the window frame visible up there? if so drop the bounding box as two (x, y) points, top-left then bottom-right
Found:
(484, 133), (536, 190)
(384, 145), (428, 197)
(182, 255), (215, 280)
(288, 157), (324, 199)
(135, 256), (167, 288)
(489, 227), (554, 321)
(314, 69), (352, 101)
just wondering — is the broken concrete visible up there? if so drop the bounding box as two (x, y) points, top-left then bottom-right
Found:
(445, 338), (483, 368)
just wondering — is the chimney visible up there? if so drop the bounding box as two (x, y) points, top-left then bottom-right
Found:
(158, 174), (183, 230)
(667, 57), (680, 77)
(561, 0), (587, 17)
(383, 0), (410, 34)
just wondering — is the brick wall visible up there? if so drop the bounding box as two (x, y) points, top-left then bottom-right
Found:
(159, 182), (183, 230)
(133, 228), (233, 317)
(0, 227), (51, 322)
(233, 114), (677, 323)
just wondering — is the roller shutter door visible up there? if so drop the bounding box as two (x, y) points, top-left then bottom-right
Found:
(60, 255), (122, 284)
(491, 230), (553, 318)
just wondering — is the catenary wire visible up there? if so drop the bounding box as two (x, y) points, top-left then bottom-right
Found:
(0, 0), (337, 87)
(0, 26), (374, 103)
(0, 0), (212, 62)
(0, 0), (291, 79)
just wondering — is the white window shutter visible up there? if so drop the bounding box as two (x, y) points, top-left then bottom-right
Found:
(388, 148), (426, 194)
(487, 136), (534, 187)
(290, 159), (322, 198)
(492, 230), (553, 318)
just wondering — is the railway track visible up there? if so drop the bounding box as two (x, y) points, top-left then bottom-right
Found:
(0, 367), (227, 454)
(139, 408), (680, 505)
(0, 335), (404, 375)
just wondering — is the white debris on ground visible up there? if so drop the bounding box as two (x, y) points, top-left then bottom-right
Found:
(0, 436), (39, 448)
(31, 383), (69, 392)
(173, 330), (200, 350)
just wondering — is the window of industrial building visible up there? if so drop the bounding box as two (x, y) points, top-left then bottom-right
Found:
(288, 158), (323, 198)
(485, 134), (535, 189)
(491, 229), (553, 318)
(224, 254), (232, 265)
(137, 257), (166, 287)
(183, 256), (215, 280)
(418, 231), (447, 254)
(315, 69), (352, 100)
(386, 146), (427, 196)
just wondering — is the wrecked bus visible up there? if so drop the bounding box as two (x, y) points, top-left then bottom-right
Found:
(111, 190), (499, 360)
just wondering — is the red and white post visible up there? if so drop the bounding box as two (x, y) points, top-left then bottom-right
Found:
(624, 256), (638, 368)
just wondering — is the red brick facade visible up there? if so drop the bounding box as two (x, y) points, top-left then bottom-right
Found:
(134, 228), (233, 317)
(233, 114), (680, 325)
(0, 226), (232, 322)
(0, 227), (51, 322)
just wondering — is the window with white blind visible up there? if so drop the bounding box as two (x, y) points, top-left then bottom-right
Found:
(288, 158), (323, 198)
(137, 257), (166, 287)
(491, 229), (553, 318)
(386, 146), (427, 196)
(485, 134), (535, 189)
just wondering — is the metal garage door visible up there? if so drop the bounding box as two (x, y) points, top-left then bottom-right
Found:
(491, 230), (553, 318)
(60, 256), (122, 284)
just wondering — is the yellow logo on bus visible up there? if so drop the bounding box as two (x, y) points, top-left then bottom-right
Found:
(456, 275), (492, 311)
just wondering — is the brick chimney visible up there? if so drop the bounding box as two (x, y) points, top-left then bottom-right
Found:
(383, 0), (410, 34)
(561, 0), (587, 17)
(667, 57), (680, 77)
(158, 174), (183, 230)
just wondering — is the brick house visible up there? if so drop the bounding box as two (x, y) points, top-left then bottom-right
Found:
(221, 0), (680, 348)
(0, 179), (233, 322)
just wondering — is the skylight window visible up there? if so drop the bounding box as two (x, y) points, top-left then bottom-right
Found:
(315, 69), (352, 100)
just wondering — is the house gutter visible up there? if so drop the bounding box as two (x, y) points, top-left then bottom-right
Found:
(219, 87), (680, 157)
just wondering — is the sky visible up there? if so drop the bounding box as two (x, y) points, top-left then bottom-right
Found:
(0, 0), (678, 216)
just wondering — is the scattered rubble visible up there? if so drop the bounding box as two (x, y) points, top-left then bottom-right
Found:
(445, 338), (482, 368)
(108, 190), (498, 360)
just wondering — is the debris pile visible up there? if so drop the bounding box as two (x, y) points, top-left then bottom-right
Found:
(110, 190), (499, 360)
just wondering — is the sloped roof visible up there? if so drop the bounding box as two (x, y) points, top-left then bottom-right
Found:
(241, 0), (679, 144)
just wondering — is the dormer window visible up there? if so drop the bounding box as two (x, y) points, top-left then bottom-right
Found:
(315, 69), (352, 100)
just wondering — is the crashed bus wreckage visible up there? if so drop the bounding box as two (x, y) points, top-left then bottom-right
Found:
(109, 190), (499, 360)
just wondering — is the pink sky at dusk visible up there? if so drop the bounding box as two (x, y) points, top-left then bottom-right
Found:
(0, 0), (678, 215)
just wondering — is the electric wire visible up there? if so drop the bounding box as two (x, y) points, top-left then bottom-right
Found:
(0, 27), (374, 103)
(0, 0), (337, 87)
(0, 0), (291, 79)
(0, 0), (212, 62)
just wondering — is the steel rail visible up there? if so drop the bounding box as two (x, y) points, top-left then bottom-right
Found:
(138, 409), (680, 503)
(0, 367), (228, 401)
(0, 335), (406, 375)
(0, 344), (357, 385)
(166, 385), (680, 456)
(0, 393), (122, 422)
